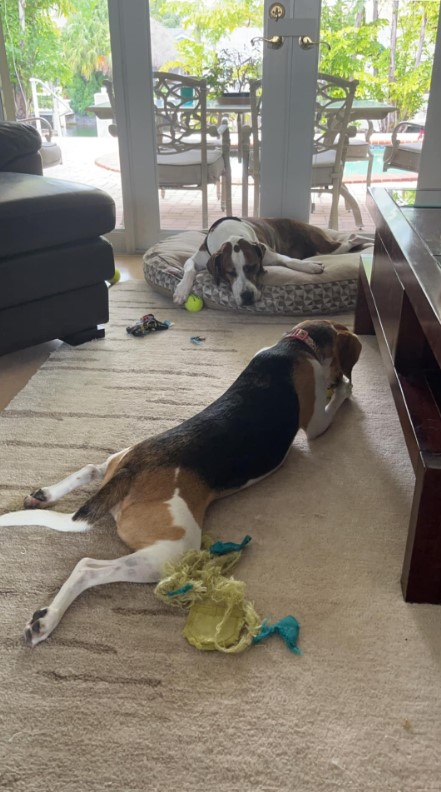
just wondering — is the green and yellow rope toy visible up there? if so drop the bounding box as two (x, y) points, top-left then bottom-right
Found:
(154, 535), (301, 655)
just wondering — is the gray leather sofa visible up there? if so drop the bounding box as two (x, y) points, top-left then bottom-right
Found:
(0, 121), (116, 356)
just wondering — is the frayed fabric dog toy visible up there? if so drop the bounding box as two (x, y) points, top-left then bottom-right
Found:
(154, 535), (301, 655)
(126, 314), (171, 337)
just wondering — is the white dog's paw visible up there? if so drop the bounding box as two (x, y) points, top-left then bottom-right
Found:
(304, 261), (324, 274)
(173, 283), (190, 304)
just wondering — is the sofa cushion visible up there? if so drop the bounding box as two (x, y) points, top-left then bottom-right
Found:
(0, 173), (116, 258)
(144, 230), (373, 315)
(0, 282), (110, 357)
(0, 237), (115, 311)
(0, 122), (41, 171)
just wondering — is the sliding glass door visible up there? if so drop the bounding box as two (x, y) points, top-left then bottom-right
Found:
(107, 0), (322, 251)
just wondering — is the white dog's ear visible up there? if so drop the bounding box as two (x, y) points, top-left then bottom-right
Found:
(252, 243), (267, 277)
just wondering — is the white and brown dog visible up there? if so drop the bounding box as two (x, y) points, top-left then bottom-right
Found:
(0, 320), (361, 647)
(173, 217), (363, 308)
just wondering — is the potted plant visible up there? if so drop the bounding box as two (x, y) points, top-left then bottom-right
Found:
(214, 47), (262, 105)
(162, 43), (262, 104)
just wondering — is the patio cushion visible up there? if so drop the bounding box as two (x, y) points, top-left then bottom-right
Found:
(158, 148), (225, 185)
(143, 230), (373, 315)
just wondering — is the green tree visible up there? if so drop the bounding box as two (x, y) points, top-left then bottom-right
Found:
(58, 0), (111, 115)
(2, 0), (72, 115)
(162, 0), (262, 94)
(387, 0), (439, 120)
(149, 0), (181, 28)
(320, 0), (439, 123)
(59, 0), (110, 80)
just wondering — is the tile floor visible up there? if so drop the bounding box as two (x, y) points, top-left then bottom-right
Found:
(48, 136), (419, 234)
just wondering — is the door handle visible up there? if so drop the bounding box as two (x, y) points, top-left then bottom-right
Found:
(251, 35), (284, 50)
(251, 35), (330, 51)
(298, 36), (330, 51)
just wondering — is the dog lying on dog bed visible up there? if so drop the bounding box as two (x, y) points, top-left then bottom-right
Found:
(143, 224), (374, 316)
(173, 217), (372, 308)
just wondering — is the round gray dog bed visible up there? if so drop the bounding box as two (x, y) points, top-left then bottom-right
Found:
(143, 230), (372, 315)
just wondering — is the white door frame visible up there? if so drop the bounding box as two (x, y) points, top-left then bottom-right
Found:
(107, 0), (160, 253)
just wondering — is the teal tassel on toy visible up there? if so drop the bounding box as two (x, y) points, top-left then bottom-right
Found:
(166, 583), (194, 598)
(209, 535), (252, 556)
(253, 615), (302, 654)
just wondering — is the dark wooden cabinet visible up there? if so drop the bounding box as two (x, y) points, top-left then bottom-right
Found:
(354, 187), (441, 604)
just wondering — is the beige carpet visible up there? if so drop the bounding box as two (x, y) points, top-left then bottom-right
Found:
(1, 281), (441, 792)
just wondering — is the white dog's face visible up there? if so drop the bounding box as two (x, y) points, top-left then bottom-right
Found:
(207, 238), (266, 306)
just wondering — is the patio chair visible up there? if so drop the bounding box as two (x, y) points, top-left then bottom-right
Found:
(345, 121), (374, 187)
(383, 121), (424, 174)
(241, 73), (360, 229)
(240, 78), (262, 217)
(21, 116), (62, 168)
(311, 73), (360, 229)
(102, 80), (118, 137)
(153, 72), (232, 228)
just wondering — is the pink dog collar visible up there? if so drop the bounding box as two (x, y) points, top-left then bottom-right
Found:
(284, 327), (322, 361)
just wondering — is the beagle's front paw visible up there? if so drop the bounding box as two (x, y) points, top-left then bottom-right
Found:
(335, 378), (353, 401)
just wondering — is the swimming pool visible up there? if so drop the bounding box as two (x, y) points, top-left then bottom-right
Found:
(344, 144), (416, 180)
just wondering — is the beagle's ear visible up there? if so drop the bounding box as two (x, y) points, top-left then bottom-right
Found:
(206, 252), (223, 285)
(336, 331), (362, 380)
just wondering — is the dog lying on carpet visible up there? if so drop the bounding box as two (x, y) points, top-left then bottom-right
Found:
(173, 216), (367, 308)
(0, 319), (361, 647)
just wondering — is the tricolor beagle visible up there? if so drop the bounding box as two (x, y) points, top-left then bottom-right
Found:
(0, 320), (361, 647)
(173, 217), (360, 308)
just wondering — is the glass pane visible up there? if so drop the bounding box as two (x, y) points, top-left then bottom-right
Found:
(310, 1), (437, 232)
(2, 0), (123, 230)
(148, 2), (263, 230)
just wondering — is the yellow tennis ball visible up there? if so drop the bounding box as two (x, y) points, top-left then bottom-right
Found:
(184, 294), (204, 312)
(108, 268), (121, 285)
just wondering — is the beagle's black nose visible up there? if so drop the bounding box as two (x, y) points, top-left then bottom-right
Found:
(240, 290), (255, 306)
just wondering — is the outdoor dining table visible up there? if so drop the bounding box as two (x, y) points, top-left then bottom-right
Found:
(87, 97), (396, 126)
(87, 97), (397, 226)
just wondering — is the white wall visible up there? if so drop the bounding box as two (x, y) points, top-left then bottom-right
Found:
(418, 9), (441, 190)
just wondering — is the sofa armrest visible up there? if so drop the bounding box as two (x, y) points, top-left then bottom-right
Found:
(0, 121), (43, 175)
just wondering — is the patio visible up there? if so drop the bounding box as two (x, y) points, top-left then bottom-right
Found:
(48, 135), (419, 237)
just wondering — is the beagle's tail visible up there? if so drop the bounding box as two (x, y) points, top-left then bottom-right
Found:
(72, 467), (132, 523)
(0, 468), (133, 531)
